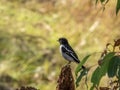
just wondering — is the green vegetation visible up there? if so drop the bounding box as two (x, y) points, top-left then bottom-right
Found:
(96, 0), (120, 15)
(75, 39), (120, 90)
(0, 0), (120, 90)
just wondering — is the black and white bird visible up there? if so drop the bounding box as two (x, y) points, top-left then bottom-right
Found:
(58, 37), (85, 69)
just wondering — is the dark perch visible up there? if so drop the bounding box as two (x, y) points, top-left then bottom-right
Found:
(16, 86), (38, 90)
(56, 64), (75, 90)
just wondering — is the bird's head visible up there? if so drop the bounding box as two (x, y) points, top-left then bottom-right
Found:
(58, 37), (68, 45)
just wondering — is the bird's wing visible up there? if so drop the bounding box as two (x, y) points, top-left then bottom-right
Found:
(66, 45), (79, 58)
(61, 45), (80, 63)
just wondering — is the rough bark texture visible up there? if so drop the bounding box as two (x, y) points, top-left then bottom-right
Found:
(16, 86), (38, 90)
(56, 64), (75, 90)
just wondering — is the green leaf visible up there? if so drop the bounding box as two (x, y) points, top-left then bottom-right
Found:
(75, 69), (87, 87)
(100, 0), (105, 3)
(75, 54), (91, 76)
(108, 56), (120, 77)
(96, 0), (98, 4)
(116, 0), (120, 15)
(91, 67), (102, 85)
(99, 52), (115, 76)
(96, 0), (106, 4)
(91, 52), (115, 88)
(118, 65), (120, 80)
(90, 84), (96, 90)
(116, 56), (120, 80)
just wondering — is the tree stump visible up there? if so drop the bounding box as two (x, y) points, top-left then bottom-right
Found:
(56, 64), (75, 90)
(16, 86), (38, 90)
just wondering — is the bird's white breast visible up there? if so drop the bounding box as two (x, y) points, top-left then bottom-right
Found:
(59, 45), (64, 54)
(59, 45), (74, 62)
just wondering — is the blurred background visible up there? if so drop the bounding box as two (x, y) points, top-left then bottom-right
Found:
(0, 0), (120, 90)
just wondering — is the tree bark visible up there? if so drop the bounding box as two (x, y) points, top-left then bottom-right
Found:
(56, 64), (75, 90)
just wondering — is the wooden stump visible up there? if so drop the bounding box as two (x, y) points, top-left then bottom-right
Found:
(56, 64), (75, 90)
(16, 86), (38, 90)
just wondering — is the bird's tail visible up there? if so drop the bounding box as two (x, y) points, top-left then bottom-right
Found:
(76, 60), (80, 63)
(82, 65), (86, 69)
(76, 60), (86, 69)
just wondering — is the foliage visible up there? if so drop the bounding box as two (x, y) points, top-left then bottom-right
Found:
(75, 54), (91, 76)
(96, 0), (120, 15)
(0, 0), (120, 90)
(116, 0), (120, 14)
(75, 39), (120, 90)
(75, 55), (90, 87)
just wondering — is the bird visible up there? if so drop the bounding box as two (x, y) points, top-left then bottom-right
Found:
(58, 37), (85, 69)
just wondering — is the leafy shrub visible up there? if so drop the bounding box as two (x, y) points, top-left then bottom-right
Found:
(75, 38), (120, 90)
